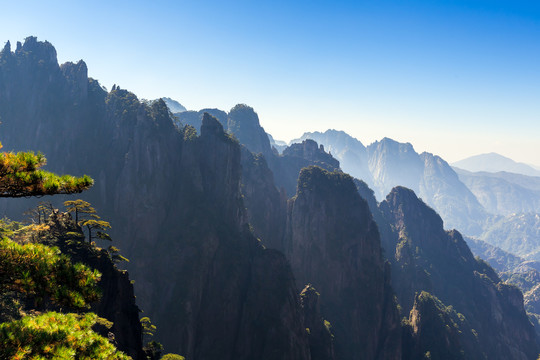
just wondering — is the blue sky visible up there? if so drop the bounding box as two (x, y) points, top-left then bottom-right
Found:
(2, 0), (539, 164)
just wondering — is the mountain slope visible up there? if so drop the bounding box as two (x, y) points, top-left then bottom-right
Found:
(455, 168), (540, 215)
(453, 153), (540, 177)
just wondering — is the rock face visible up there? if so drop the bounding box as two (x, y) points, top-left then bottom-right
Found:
(173, 108), (228, 132)
(367, 138), (488, 235)
(240, 146), (287, 251)
(130, 113), (312, 359)
(273, 140), (340, 197)
(285, 166), (401, 360)
(227, 104), (274, 159)
(402, 291), (474, 360)
(379, 187), (539, 360)
(300, 285), (335, 360)
(0, 38), (319, 359)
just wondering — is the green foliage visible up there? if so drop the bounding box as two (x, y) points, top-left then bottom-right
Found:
(141, 316), (156, 340)
(0, 312), (130, 359)
(0, 142), (127, 357)
(0, 146), (93, 197)
(63, 199), (96, 224)
(143, 340), (163, 360)
(161, 354), (185, 360)
(64, 200), (112, 243)
(108, 246), (129, 264)
(82, 219), (112, 240)
(297, 165), (354, 196)
(0, 238), (101, 309)
(182, 125), (198, 141)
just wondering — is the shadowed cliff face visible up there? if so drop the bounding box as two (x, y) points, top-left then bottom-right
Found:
(379, 186), (539, 360)
(0, 38), (317, 359)
(285, 166), (401, 360)
(113, 113), (313, 359)
(240, 147), (288, 251)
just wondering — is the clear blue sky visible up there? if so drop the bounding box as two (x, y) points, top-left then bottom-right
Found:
(2, 0), (539, 164)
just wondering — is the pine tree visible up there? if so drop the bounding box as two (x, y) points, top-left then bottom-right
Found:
(0, 143), (129, 359)
(0, 142), (93, 197)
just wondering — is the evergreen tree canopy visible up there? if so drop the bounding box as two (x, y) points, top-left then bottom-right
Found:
(0, 144), (130, 358)
(0, 312), (130, 359)
(0, 143), (93, 197)
(0, 238), (101, 309)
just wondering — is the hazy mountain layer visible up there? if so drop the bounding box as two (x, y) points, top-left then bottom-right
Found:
(480, 213), (540, 261)
(294, 131), (487, 235)
(455, 168), (540, 215)
(453, 153), (540, 177)
(162, 97), (187, 113)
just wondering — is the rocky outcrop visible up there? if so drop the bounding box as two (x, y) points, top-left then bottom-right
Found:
(402, 291), (476, 360)
(292, 130), (373, 188)
(300, 285), (335, 360)
(380, 186), (539, 359)
(285, 166), (401, 360)
(227, 104), (274, 159)
(272, 140), (340, 197)
(173, 108), (228, 132)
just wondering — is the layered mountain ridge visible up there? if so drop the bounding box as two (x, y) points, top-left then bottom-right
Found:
(1, 37), (538, 359)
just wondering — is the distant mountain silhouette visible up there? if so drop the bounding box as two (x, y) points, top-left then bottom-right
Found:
(161, 97), (187, 113)
(455, 168), (540, 215)
(293, 130), (487, 235)
(452, 153), (540, 177)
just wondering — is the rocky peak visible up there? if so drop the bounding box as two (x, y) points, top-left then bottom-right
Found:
(367, 137), (424, 200)
(300, 285), (336, 360)
(227, 104), (273, 157)
(60, 60), (88, 101)
(18, 36), (58, 66)
(201, 111), (225, 137)
(283, 139), (340, 169)
(286, 165), (401, 360)
(380, 186), (445, 240)
(378, 185), (539, 359)
(1, 40), (10, 55)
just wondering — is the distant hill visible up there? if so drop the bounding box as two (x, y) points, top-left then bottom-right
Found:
(454, 168), (540, 215)
(162, 97), (187, 113)
(452, 153), (540, 177)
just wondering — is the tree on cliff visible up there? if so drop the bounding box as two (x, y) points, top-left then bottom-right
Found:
(0, 144), (129, 359)
(64, 199), (112, 243)
(0, 143), (93, 197)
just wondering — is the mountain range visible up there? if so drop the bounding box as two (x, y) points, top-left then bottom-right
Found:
(1, 37), (539, 359)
